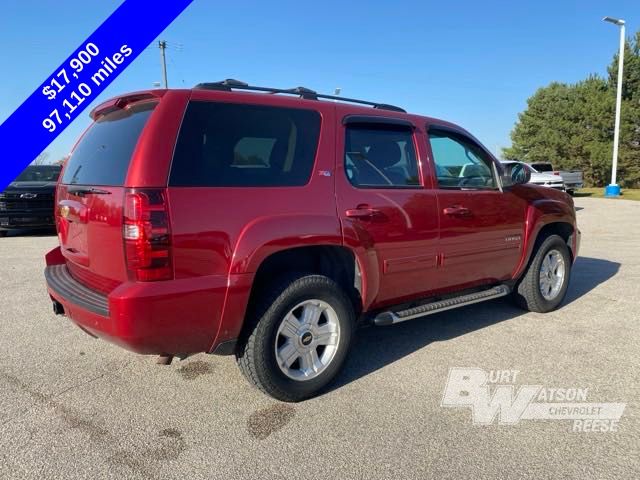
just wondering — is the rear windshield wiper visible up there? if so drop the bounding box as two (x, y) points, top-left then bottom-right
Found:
(67, 186), (112, 196)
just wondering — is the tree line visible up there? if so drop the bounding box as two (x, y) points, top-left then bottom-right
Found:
(503, 31), (640, 188)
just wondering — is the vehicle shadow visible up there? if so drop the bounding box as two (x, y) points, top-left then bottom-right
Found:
(572, 192), (593, 198)
(328, 256), (619, 393)
(563, 256), (620, 304)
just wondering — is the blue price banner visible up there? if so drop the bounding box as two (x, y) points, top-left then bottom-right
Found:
(0, 0), (193, 190)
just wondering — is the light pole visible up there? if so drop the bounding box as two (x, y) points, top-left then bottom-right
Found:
(602, 16), (625, 197)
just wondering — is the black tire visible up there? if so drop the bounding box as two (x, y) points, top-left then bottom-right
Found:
(512, 234), (571, 313)
(0, 231), (7, 238)
(567, 189), (575, 196)
(236, 274), (355, 402)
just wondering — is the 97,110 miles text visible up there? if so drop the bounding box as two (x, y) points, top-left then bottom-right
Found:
(42, 43), (133, 133)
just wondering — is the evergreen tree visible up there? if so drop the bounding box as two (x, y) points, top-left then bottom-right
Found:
(504, 30), (640, 188)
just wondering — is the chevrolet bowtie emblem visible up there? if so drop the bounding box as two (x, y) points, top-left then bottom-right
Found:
(60, 205), (70, 218)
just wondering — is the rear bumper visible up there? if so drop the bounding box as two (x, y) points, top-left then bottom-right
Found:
(45, 261), (250, 355)
(46, 265), (109, 316)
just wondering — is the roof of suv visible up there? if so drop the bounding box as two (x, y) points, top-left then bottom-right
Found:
(193, 79), (407, 111)
(91, 80), (476, 150)
(187, 79), (462, 132)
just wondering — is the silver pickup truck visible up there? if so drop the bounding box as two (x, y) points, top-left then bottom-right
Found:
(529, 162), (583, 195)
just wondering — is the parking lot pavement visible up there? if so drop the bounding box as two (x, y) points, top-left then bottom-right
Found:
(0, 197), (638, 480)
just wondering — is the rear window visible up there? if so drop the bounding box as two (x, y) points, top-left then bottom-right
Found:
(170, 101), (321, 187)
(531, 163), (553, 172)
(62, 102), (156, 185)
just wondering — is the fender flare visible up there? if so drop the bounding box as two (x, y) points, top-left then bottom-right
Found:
(211, 214), (353, 350)
(512, 199), (576, 279)
(229, 214), (344, 274)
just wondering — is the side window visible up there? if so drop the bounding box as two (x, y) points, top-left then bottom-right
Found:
(170, 102), (320, 187)
(428, 130), (497, 189)
(345, 125), (420, 188)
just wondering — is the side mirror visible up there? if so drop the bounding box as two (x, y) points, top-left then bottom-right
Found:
(502, 163), (531, 187)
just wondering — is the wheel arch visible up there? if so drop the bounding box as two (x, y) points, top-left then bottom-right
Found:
(212, 211), (370, 354)
(247, 245), (364, 319)
(513, 200), (577, 280)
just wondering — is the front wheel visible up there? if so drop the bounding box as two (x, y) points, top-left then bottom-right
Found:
(512, 234), (572, 313)
(236, 274), (354, 402)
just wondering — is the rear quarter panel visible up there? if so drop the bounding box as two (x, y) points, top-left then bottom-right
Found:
(126, 90), (191, 187)
(166, 94), (340, 347)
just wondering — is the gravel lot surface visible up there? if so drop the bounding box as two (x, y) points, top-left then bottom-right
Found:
(0, 197), (638, 479)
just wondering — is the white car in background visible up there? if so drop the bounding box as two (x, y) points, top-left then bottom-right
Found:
(529, 162), (583, 195)
(501, 161), (566, 191)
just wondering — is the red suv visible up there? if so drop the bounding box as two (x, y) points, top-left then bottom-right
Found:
(45, 80), (580, 401)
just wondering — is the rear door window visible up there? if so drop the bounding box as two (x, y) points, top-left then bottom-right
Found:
(62, 102), (156, 186)
(344, 125), (420, 188)
(170, 102), (321, 187)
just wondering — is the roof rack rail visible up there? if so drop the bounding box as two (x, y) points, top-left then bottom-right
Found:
(193, 79), (406, 113)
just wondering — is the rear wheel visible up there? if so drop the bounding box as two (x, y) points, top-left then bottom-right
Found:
(513, 234), (571, 313)
(0, 231), (8, 238)
(236, 274), (354, 402)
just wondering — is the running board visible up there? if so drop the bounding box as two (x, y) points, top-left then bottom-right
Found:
(373, 285), (511, 326)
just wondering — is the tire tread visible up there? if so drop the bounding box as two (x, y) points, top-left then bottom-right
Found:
(236, 273), (353, 402)
(513, 234), (571, 313)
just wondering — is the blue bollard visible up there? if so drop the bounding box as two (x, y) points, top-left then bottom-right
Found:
(604, 184), (621, 197)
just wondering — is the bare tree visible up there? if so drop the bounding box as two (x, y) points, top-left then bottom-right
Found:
(32, 151), (50, 165)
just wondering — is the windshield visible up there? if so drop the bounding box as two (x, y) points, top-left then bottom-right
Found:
(15, 165), (61, 182)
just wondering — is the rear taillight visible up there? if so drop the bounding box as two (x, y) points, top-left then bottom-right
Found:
(123, 188), (172, 281)
(553, 171), (561, 176)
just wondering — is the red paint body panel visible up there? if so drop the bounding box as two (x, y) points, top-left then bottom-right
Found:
(45, 87), (579, 356)
(335, 115), (440, 309)
(46, 246), (228, 354)
(125, 90), (190, 187)
(57, 185), (128, 289)
(434, 189), (527, 289)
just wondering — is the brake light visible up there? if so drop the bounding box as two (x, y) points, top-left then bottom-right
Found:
(123, 188), (172, 281)
(553, 171), (561, 176)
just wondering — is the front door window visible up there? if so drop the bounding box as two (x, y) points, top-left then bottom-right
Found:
(428, 130), (496, 189)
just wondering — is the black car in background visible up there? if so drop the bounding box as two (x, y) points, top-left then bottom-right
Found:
(0, 165), (61, 237)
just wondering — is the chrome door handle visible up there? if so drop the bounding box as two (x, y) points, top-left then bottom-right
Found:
(443, 205), (472, 217)
(345, 205), (381, 219)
